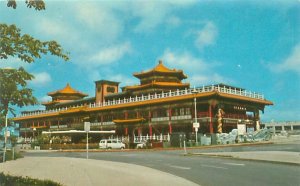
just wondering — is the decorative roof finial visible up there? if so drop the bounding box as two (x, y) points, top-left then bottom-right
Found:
(159, 60), (162, 64)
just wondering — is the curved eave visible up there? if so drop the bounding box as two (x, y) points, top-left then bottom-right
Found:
(47, 83), (88, 97)
(13, 106), (88, 122)
(113, 118), (145, 124)
(47, 92), (88, 97)
(58, 106), (88, 115)
(125, 82), (189, 91)
(42, 101), (60, 106)
(13, 112), (59, 121)
(30, 126), (47, 129)
(133, 71), (187, 79)
(216, 92), (273, 105)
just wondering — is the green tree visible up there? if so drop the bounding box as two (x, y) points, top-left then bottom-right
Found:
(7, 0), (45, 11)
(0, 67), (38, 119)
(0, 24), (69, 63)
(2, 0), (69, 63)
(0, 67), (38, 161)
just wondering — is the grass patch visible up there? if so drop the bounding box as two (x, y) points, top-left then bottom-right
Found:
(2, 150), (24, 161)
(0, 172), (63, 186)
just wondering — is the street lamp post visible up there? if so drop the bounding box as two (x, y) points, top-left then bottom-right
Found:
(84, 122), (90, 159)
(3, 113), (8, 162)
(192, 89), (199, 145)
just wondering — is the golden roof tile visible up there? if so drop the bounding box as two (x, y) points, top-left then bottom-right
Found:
(48, 83), (88, 97)
(133, 60), (187, 79)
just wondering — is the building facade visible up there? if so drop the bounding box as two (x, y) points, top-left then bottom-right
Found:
(14, 61), (273, 142)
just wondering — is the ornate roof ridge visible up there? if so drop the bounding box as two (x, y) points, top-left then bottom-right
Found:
(48, 83), (88, 97)
(133, 60), (187, 78)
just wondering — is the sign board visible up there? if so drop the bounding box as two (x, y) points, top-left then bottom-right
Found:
(193, 122), (200, 128)
(6, 131), (10, 137)
(84, 122), (90, 132)
(237, 124), (246, 135)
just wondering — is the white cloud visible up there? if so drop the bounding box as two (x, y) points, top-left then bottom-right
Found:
(30, 72), (52, 87)
(195, 21), (218, 49)
(166, 16), (182, 27)
(160, 49), (233, 86)
(38, 18), (70, 38)
(131, 1), (196, 32)
(0, 57), (29, 69)
(40, 95), (52, 103)
(110, 74), (138, 88)
(88, 42), (132, 66)
(160, 49), (210, 72)
(32, 16), (82, 49)
(189, 73), (234, 86)
(74, 2), (123, 41)
(274, 43), (300, 75)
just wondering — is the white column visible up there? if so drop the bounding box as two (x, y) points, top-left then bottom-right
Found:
(256, 121), (260, 131)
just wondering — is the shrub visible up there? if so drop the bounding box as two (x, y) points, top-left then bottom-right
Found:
(1, 150), (23, 162)
(0, 172), (62, 186)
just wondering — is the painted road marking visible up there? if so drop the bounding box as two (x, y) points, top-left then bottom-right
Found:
(223, 162), (245, 166)
(201, 164), (227, 169)
(168, 165), (191, 170)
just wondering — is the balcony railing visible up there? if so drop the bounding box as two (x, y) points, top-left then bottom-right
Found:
(134, 134), (170, 143)
(19, 85), (265, 118)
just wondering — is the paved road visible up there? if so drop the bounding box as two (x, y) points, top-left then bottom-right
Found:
(1, 157), (198, 186)
(25, 143), (300, 186)
(187, 143), (300, 153)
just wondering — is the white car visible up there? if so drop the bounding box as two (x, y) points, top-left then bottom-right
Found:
(99, 139), (125, 149)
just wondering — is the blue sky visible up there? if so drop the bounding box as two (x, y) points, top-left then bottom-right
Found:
(0, 0), (299, 122)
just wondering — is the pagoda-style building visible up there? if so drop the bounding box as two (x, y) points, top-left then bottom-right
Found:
(43, 83), (88, 110)
(14, 60), (273, 145)
(122, 60), (189, 95)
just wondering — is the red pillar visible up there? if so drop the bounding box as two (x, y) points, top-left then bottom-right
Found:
(125, 127), (128, 135)
(168, 108), (172, 134)
(149, 125), (152, 136)
(209, 105), (213, 133)
(169, 124), (172, 134)
(148, 110), (152, 136)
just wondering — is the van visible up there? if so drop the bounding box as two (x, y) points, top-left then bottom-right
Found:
(99, 139), (125, 149)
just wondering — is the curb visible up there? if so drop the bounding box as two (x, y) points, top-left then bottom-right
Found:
(19, 141), (275, 153)
(185, 153), (300, 166)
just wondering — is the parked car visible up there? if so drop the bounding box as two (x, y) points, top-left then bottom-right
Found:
(99, 139), (125, 149)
